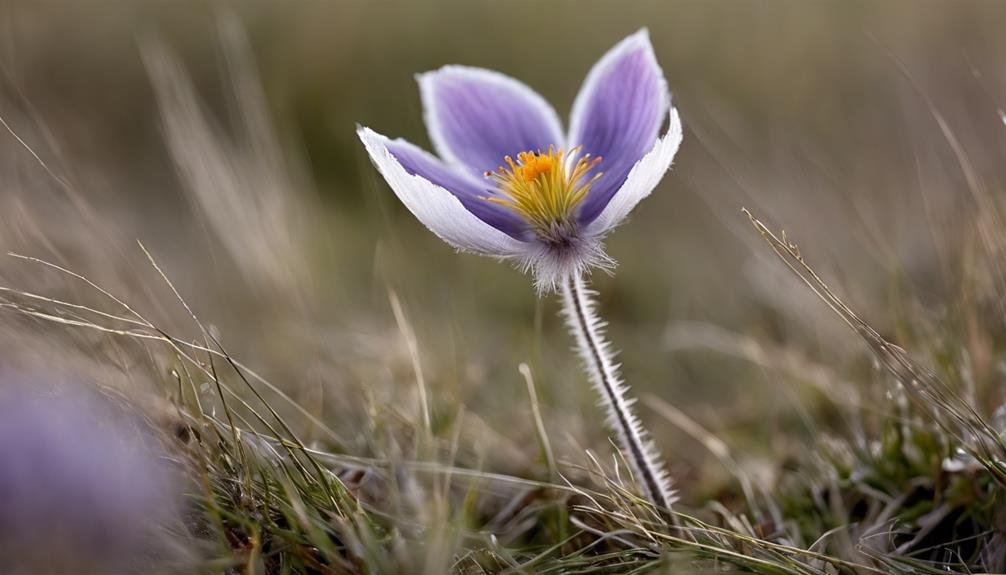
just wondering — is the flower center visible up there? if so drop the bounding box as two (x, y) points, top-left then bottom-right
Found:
(483, 146), (602, 239)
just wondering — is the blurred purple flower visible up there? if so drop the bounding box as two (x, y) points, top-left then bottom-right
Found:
(0, 382), (186, 574)
(358, 29), (683, 290)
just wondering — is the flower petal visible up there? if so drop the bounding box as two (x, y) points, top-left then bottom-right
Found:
(384, 135), (530, 239)
(358, 126), (530, 256)
(568, 29), (670, 226)
(419, 66), (565, 179)
(584, 108), (683, 237)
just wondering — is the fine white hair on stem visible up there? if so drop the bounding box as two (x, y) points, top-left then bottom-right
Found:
(560, 274), (677, 516)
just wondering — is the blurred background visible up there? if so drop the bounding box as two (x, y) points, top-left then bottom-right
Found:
(2, 0), (1006, 505)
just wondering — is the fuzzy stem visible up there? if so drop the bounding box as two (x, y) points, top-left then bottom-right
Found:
(560, 274), (676, 516)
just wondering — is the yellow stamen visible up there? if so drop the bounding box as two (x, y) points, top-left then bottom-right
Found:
(483, 145), (602, 234)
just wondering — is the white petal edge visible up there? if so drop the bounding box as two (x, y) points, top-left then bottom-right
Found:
(567, 28), (669, 147)
(358, 126), (531, 257)
(583, 108), (683, 237)
(418, 66), (566, 171)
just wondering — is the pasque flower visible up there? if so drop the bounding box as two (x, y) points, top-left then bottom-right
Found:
(358, 29), (682, 291)
(0, 381), (187, 573)
(359, 30), (682, 516)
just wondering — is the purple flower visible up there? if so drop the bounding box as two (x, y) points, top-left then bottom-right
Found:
(0, 382), (187, 573)
(358, 30), (683, 290)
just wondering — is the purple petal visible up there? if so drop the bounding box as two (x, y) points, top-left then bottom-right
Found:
(568, 30), (670, 226)
(0, 381), (184, 573)
(419, 66), (564, 179)
(358, 127), (530, 256)
(384, 137), (530, 240)
(583, 109), (683, 237)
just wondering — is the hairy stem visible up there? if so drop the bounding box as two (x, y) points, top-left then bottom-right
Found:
(560, 274), (676, 516)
